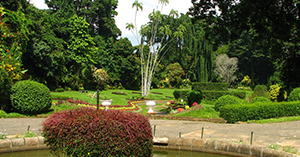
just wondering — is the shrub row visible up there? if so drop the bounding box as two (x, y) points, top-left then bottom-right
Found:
(219, 101), (300, 123)
(42, 108), (153, 156)
(192, 82), (229, 91)
(202, 91), (246, 101)
(173, 89), (246, 101)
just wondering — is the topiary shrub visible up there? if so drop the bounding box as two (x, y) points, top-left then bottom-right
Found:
(184, 90), (202, 106)
(252, 85), (269, 98)
(249, 97), (271, 104)
(10, 80), (51, 115)
(42, 108), (153, 156)
(214, 95), (244, 111)
(288, 87), (300, 102)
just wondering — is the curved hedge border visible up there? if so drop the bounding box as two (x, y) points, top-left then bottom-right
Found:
(220, 101), (300, 123)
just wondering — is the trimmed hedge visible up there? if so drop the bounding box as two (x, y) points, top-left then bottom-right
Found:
(219, 101), (300, 123)
(202, 91), (246, 101)
(10, 80), (51, 115)
(42, 108), (153, 156)
(192, 82), (229, 91)
(173, 89), (190, 99)
(173, 89), (246, 101)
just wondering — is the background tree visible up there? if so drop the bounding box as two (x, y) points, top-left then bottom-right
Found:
(214, 54), (238, 84)
(189, 0), (300, 91)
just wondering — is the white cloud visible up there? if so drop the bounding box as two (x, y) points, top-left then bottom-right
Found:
(29, 0), (193, 46)
(29, 0), (48, 9)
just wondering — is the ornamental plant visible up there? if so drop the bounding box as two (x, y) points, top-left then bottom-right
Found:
(42, 108), (153, 156)
(10, 80), (51, 115)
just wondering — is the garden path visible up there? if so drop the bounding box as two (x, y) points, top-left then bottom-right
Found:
(1, 118), (300, 151)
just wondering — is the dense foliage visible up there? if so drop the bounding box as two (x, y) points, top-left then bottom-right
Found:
(10, 80), (51, 115)
(220, 101), (300, 123)
(214, 95), (244, 111)
(185, 90), (202, 106)
(42, 108), (153, 156)
(288, 87), (300, 102)
(192, 82), (229, 91)
(252, 85), (269, 98)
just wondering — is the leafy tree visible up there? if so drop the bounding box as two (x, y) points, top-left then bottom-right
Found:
(45, 0), (121, 39)
(214, 54), (238, 84)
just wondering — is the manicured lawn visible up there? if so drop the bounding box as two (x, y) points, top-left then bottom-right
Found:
(51, 89), (176, 106)
(172, 103), (221, 119)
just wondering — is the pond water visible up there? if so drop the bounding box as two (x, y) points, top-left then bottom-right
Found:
(0, 149), (232, 157)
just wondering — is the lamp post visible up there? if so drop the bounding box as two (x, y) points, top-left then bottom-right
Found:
(97, 89), (99, 110)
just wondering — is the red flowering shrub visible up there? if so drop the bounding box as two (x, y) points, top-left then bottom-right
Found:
(42, 108), (153, 156)
(177, 108), (184, 113)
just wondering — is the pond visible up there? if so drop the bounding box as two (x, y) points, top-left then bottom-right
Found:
(0, 149), (232, 157)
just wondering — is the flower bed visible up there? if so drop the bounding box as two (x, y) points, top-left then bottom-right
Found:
(67, 98), (139, 111)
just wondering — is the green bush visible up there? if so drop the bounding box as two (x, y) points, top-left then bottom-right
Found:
(252, 85), (269, 98)
(184, 90), (202, 106)
(10, 80), (51, 115)
(288, 87), (300, 102)
(54, 88), (64, 92)
(202, 91), (246, 101)
(0, 110), (7, 118)
(42, 108), (153, 156)
(214, 95), (244, 111)
(173, 89), (190, 100)
(220, 101), (300, 123)
(192, 82), (229, 91)
(249, 97), (271, 104)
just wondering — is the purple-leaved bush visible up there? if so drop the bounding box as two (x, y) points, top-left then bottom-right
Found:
(42, 107), (153, 156)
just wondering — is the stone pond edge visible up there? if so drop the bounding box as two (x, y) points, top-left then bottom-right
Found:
(0, 136), (298, 157)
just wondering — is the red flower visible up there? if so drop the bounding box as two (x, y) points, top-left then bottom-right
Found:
(177, 108), (184, 112)
(170, 100), (174, 104)
(191, 102), (198, 107)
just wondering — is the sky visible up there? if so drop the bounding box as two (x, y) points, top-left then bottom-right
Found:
(29, 0), (193, 46)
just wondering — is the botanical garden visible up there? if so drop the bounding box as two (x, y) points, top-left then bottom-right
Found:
(1, 0), (300, 156)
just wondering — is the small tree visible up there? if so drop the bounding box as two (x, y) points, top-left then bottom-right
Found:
(126, 0), (186, 96)
(92, 66), (108, 90)
(214, 54), (238, 84)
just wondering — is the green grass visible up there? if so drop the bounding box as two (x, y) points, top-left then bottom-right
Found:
(247, 116), (300, 124)
(172, 103), (221, 119)
(51, 89), (175, 106)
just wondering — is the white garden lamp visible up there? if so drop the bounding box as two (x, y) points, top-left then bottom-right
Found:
(100, 99), (112, 111)
(145, 100), (157, 113)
